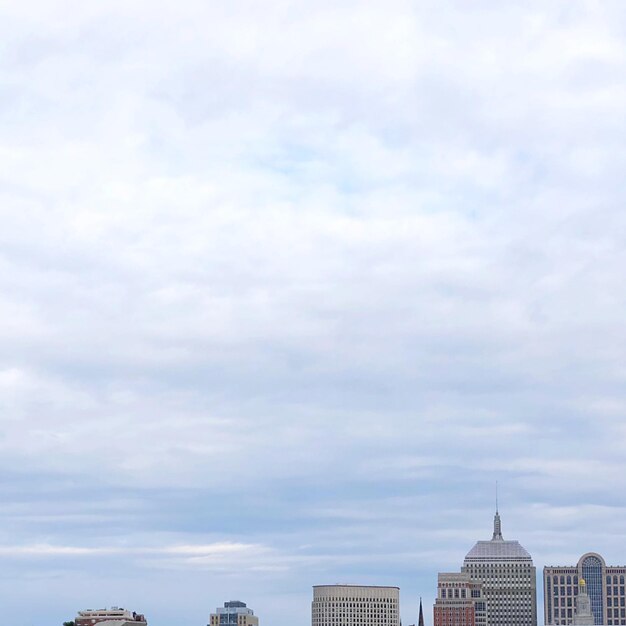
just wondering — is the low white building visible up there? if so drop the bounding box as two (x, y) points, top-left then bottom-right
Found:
(75, 607), (147, 626)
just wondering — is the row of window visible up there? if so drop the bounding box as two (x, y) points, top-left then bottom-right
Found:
(553, 587), (578, 596)
(313, 617), (398, 624)
(314, 598), (396, 602)
(313, 607), (398, 615)
(552, 587), (626, 601)
(313, 609), (398, 612)
(439, 589), (482, 599)
(609, 587), (626, 596)
(550, 575), (626, 587)
(550, 576), (579, 585)
(312, 608), (398, 611)
(313, 601), (396, 605)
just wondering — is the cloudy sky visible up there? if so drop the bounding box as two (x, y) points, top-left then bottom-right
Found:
(2, 0), (626, 624)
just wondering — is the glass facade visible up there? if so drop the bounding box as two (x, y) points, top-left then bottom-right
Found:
(582, 555), (604, 625)
(210, 600), (257, 626)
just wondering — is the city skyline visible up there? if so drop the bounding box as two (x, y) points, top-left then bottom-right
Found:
(2, 0), (626, 625)
(60, 509), (626, 626)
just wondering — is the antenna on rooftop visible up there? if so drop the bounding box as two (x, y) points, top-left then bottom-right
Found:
(496, 480), (498, 513)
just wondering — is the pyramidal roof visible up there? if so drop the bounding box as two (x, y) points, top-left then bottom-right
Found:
(464, 510), (533, 563)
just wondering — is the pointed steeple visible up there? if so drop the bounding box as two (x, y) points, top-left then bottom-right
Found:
(492, 482), (503, 540)
(418, 597), (424, 626)
(492, 509), (503, 540)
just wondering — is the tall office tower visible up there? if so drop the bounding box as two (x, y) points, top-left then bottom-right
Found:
(544, 552), (626, 626)
(209, 601), (259, 626)
(312, 585), (400, 626)
(433, 572), (487, 626)
(461, 509), (537, 626)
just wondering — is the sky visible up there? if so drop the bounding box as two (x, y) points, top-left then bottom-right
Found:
(1, 0), (626, 625)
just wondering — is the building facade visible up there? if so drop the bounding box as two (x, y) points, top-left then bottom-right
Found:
(433, 572), (486, 626)
(461, 509), (537, 626)
(544, 553), (626, 626)
(75, 608), (147, 626)
(312, 584), (400, 626)
(209, 601), (258, 626)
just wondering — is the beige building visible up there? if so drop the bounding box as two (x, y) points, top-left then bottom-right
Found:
(434, 572), (486, 626)
(312, 584), (400, 626)
(75, 608), (147, 626)
(544, 552), (626, 626)
(209, 601), (258, 626)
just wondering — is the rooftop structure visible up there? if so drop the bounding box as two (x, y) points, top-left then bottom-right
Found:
(209, 601), (258, 626)
(75, 608), (147, 626)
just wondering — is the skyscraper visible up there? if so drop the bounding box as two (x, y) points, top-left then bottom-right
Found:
(209, 601), (258, 626)
(312, 584), (400, 626)
(544, 552), (626, 626)
(461, 508), (536, 626)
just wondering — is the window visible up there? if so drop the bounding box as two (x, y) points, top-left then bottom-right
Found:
(582, 555), (605, 624)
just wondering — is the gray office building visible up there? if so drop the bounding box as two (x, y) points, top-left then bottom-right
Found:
(462, 509), (537, 626)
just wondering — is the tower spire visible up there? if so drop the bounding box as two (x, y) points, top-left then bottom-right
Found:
(418, 597), (424, 626)
(492, 482), (503, 540)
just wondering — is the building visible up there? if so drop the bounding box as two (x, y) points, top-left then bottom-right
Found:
(312, 584), (400, 626)
(75, 608), (147, 626)
(434, 572), (486, 626)
(461, 508), (537, 626)
(209, 601), (259, 626)
(574, 579), (594, 626)
(544, 553), (626, 626)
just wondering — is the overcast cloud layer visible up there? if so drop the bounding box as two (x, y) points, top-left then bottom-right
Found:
(1, 1), (626, 625)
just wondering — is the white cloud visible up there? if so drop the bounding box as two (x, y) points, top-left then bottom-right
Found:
(1, 0), (626, 624)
